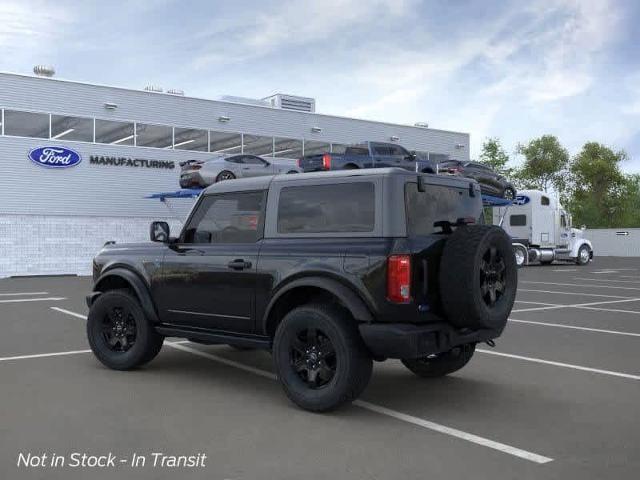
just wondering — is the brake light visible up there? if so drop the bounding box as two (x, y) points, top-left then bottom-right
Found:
(322, 153), (332, 169)
(387, 255), (411, 303)
(297, 158), (302, 168)
(191, 164), (202, 170)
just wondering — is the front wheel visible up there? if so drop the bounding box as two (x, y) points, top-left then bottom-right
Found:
(87, 289), (164, 370)
(273, 304), (372, 412)
(576, 244), (591, 265)
(402, 344), (475, 378)
(503, 187), (516, 200)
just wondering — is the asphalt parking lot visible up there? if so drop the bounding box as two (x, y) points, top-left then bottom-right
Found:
(1, 257), (640, 479)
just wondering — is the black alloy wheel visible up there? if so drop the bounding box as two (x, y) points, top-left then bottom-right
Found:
(290, 327), (336, 389)
(102, 305), (137, 352)
(480, 246), (506, 307)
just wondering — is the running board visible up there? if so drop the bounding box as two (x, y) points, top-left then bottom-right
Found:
(156, 325), (271, 350)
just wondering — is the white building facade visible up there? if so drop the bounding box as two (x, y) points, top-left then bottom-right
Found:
(0, 72), (470, 277)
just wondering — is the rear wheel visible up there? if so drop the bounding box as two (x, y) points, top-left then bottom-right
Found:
(402, 344), (475, 378)
(216, 170), (236, 182)
(273, 304), (372, 412)
(439, 225), (517, 330)
(87, 289), (164, 370)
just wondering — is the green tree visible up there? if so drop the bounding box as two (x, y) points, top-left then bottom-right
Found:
(478, 137), (512, 176)
(568, 143), (640, 227)
(514, 135), (569, 193)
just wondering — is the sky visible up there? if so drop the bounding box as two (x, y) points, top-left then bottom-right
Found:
(1, 0), (639, 171)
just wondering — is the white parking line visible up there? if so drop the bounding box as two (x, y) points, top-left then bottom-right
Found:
(51, 307), (87, 319)
(573, 277), (640, 284)
(167, 342), (553, 464)
(517, 289), (631, 299)
(48, 308), (553, 465)
(0, 297), (66, 304)
(552, 269), (576, 272)
(0, 349), (91, 362)
(477, 349), (640, 381)
(511, 297), (640, 313)
(577, 306), (640, 315)
(523, 281), (640, 292)
(508, 318), (640, 338)
(0, 291), (49, 296)
(514, 300), (559, 306)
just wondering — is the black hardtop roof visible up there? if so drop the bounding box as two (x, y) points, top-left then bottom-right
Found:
(202, 168), (475, 195)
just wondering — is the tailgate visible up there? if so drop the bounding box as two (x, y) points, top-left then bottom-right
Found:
(298, 154), (327, 171)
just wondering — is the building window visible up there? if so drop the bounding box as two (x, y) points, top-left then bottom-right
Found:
(243, 134), (274, 156)
(3, 110), (49, 138)
(136, 123), (173, 148)
(209, 131), (242, 154)
(173, 127), (208, 151)
(303, 140), (330, 156)
(51, 115), (94, 142)
(95, 119), (135, 145)
(273, 137), (303, 158)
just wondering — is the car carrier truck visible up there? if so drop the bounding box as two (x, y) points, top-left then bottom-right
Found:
(492, 189), (594, 267)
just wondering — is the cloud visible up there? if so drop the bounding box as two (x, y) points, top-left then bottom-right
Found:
(0, 1), (71, 51)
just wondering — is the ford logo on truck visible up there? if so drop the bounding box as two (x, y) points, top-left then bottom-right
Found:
(29, 146), (82, 168)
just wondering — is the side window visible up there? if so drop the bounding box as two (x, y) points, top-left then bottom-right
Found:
(243, 155), (267, 165)
(541, 196), (550, 206)
(372, 144), (391, 155)
(389, 145), (409, 157)
(183, 192), (264, 244)
(278, 182), (375, 234)
(510, 215), (527, 226)
(561, 214), (567, 228)
(226, 156), (242, 164)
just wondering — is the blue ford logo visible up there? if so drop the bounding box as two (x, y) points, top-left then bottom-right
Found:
(514, 195), (530, 205)
(29, 146), (82, 168)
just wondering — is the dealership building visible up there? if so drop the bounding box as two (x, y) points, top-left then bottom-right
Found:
(0, 70), (470, 277)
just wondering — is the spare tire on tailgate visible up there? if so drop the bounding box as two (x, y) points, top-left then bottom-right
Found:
(439, 225), (517, 330)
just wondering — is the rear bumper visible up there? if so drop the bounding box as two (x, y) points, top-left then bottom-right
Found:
(359, 322), (501, 359)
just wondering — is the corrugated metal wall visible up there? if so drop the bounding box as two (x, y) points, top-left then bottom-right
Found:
(584, 228), (640, 257)
(0, 72), (471, 276)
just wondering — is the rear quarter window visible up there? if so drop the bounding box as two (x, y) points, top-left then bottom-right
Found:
(510, 214), (527, 226)
(405, 182), (482, 236)
(277, 182), (375, 234)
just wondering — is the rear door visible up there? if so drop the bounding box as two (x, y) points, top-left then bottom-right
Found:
(371, 143), (395, 167)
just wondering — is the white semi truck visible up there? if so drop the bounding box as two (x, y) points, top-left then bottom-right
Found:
(492, 190), (594, 267)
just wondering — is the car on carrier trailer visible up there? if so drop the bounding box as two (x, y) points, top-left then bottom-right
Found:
(86, 168), (517, 412)
(493, 189), (593, 267)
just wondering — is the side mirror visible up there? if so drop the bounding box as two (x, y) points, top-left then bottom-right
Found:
(581, 225), (586, 231)
(150, 221), (170, 243)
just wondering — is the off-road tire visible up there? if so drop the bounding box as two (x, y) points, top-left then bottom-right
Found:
(402, 344), (475, 378)
(87, 289), (164, 370)
(273, 304), (372, 412)
(503, 187), (516, 200)
(439, 225), (517, 330)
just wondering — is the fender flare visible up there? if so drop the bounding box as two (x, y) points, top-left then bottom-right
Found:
(571, 238), (593, 258)
(91, 268), (159, 323)
(261, 276), (374, 333)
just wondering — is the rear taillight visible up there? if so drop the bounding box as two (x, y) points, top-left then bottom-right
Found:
(322, 153), (332, 169)
(192, 164), (202, 170)
(297, 158), (302, 168)
(387, 255), (411, 303)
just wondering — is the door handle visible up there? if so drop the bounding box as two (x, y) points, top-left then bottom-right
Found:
(228, 259), (252, 270)
(242, 167), (250, 170)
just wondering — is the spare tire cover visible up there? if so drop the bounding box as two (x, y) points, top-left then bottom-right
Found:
(439, 225), (517, 330)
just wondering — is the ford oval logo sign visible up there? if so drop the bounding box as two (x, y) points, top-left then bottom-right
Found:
(28, 146), (82, 168)
(514, 195), (530, 205)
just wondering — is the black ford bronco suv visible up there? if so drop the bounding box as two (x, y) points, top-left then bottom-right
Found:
(87, 168), (517, 412)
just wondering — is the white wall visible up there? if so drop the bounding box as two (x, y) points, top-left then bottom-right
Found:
(0, 215), (185, 277)
(584, 228), (640, 257)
